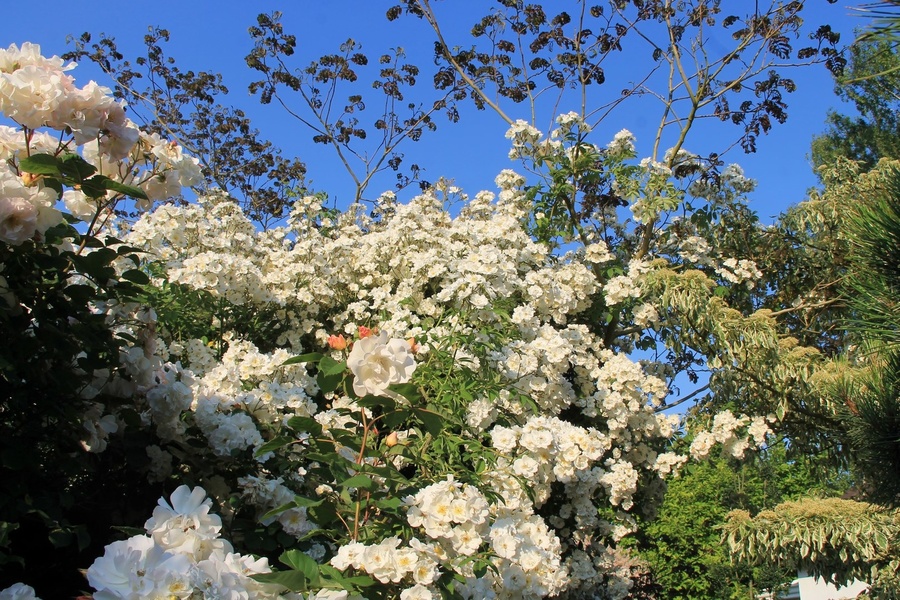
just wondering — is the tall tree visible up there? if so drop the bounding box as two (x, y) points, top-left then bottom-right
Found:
(811, 39), (900, 173)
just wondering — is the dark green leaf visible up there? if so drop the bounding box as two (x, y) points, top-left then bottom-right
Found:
(283, 352), (323, 366)
(391, 382), (422, 403)
(340, 474), (376, 490)
(383, 409), (411, 428)
(59, 153), (97, 181)
(413, 408), (445, 436)
(357, 394), (396, 411)
(280, 549), (320, 580)
(19, 154), (61, 176)
(251, 571), (309, 591)
(104, 178), (149, 200)
(317, 370), (343, 394)
(81, 176), (109, 199)
(43, 177), (63, 197)
(120, 269), (150, 285)
(319, 355), (346, 376)
(255, 436), (294, 457)
(286, 416), (322, 435)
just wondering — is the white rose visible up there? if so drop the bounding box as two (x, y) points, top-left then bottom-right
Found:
(347, 331), (416, 398)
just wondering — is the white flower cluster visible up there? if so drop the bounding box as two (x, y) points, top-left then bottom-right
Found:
(505, 119), (543, 159)
(603, 259), (650, 306)
(173, 339), (317, 458)
(239, 474), (315, 538)
(116, 177), (699, 595)
(0, 131), (61, 244)
(0, 44), (201, 245)
(689, 410), (772, 460)
(715, 257), (763, 286)
(551, 111), (591, 139)
(86, 485), (283, 599)
(688, 163), (756, 200)
(0, 43), (136, 154)
(331, 537), (439, 590)
(401, 477), (567, 599)
(491, 322), (603, 414)
(606, 128), (636, 157)
(671, 233), (763, 287)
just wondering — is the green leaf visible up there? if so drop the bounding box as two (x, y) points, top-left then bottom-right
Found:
(280, 549), (320, 581)
(283, 352), (323, 366)
(357, 394), (396, 411)
(120, 269), (150, 285)
(319, 355), (346, 376)
(103, 178), (149, 200)
(81, 176), (109, 199)
(43, 177), (63, 197)
(59, 153), (97, 181)
(391, 382), (422, 403)
(382, 409), (411, 428)
(78, 247), (119, 272)
(413, 407), (445, 436)
(308, 501), (338, 526)
(340, 474), (376, 490)
(374, 496), (404, 510)
(255, 436), (294, 457)
(317, 370), (343, 394)
(251, 571), (309, 592)
(286, 416), (322, 435)
(19, 154), (61, 176)
(292, 495), (325, 508)
(64, 284), (97, 303)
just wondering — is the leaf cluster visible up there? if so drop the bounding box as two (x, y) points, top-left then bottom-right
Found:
(64, 29), (308, 226)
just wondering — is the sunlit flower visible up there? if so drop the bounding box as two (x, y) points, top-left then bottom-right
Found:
(347, 330), (416, 398)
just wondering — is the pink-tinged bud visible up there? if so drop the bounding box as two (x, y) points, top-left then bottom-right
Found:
(358, 326), (376, 339)
(327, 334), (348, 350)
(385, 432), (400, 447)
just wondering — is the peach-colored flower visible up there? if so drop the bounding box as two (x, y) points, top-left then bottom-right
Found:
(327, 334), (349, 351)
(358, 325), (377, 339)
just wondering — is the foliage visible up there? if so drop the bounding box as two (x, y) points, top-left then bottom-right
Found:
(811, 40), (900, 173)
(724, 162), (900, 597)
(724, 498), (899, 595)
(63, 28), (309, 227)
(0, 2), (865, 597)
(636, 444), (848, 599)
(0, 154), (162, 591)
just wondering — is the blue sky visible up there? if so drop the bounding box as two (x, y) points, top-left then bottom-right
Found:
(0, 1), (867, 219)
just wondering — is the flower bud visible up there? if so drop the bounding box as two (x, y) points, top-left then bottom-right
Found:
(20, 172), (40, 187)
(327, 334), (348, 350)
(385, 432), (399, 447)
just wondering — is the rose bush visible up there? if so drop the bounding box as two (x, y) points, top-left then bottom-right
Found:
(0, 42), (819, 599)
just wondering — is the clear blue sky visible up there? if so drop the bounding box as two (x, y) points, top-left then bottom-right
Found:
(0, 1), (867, 219)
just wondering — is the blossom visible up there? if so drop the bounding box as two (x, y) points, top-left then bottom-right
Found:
(86, 534), (193, 600)
(0, 584), (39, 600)
(347, 330), (416, 397)
(328, 334), (349, 350)
(144, 485), (223, 558)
